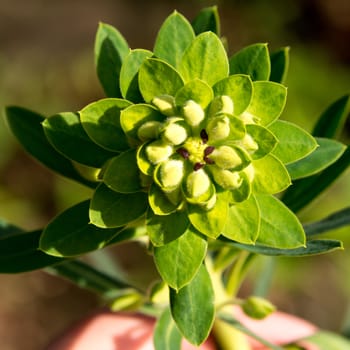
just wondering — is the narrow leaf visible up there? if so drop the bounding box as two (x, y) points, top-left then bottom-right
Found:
(119, 49), (153, 102)
(40, 200), (120, 257)
(255, 194), (306, 249)
(90, 183), (148, 228)
(312, 94), (350, 139)
(154, 11), (195, 68)
(80, 98), (132, 152)
(5, 106), (95, 188)
(286, 137), (346, 180)
(154, 226), (207, 290)
(95, 22), (129, 97)
(43, 112), (116, 167)
(170, 264), (215, 345)
(154, 308), (182, 350)
(269, 47), (290, 84)
(179, 32), (229, 86)
(191, 6), (220, 35)
(229, 43), (271, 81)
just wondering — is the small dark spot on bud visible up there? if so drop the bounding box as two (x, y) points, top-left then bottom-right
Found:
(204, 146), (215, 156)
(177, 147), (189, 159)
(204, 156), (215, 164)
(200, 129), (209, 143)
(194, 162), (204, 171)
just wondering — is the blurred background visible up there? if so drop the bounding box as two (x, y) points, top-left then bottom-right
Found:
(0, 0), (349, 349)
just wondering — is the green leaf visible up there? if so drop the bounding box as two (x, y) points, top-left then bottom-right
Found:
(147, 209), (190, 246)
(154, 11), (195, 69)
(103, 149), (143, 193)
(43, 112), (116, 167)
(120, 49), (153, 102)
(191, 6), (220, 36)
(246, 81), (287, 126)
(148, 183), (181, 215)
(90, 183), (148, 228)
(188, 191), (229, 238)
(303, 207), (350, 236)
(40, 200), (120, 257)
(305, 330), (350, 350)
(213, 74), (253, 116)
(269, 120), (317, 164)
(246, 124), (278, 160)
(175, 79), (213, 109)
(230, 239), (343, 256)
(4, 106), (95, 188)
(80, 98), (132, 152)
(154, 308), (182, 350)
(312, 94), (350, 139)
(255, 194), (306, 249)
(282, 146), (350, 213)
(179, 32), (229, 86)
(120, 103), (165, 141)
(154, 226), (207, 290)
(0, 228), (63, 273)
(229, 43), (271, 81)
(139, 58), (184, 103)
(252, 154), (291, 194)
(269, 47), (290, 84)
(170, 264), (215, 345)
(94, 22), (129, 97)
(222, 195), (260, 244)
(286, 137), (346, 179)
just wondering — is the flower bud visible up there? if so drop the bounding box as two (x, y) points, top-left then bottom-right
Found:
(186, 169), (211, 198)
(158, 159), (184, 190)
(209, 95), (234, 116)
(161, 118), (189, 145)
(211, 167), (242, 190)
(242, 133), (259, 153)
(137, 121), (162, 141)
(242, 296), (276, 319)
(152, 95), (176, 116)
(206, 115), (230, 141)
(210, 146), (242, 169)
(146, 140), (173, 164)
(182, 100), (205, 126)
(240, 111), (259, 124)
(243, 163), (255, 183)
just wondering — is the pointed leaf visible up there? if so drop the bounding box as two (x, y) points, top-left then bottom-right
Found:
(40, 200), (120, 257)
(286, 137), (346, 179)
(94, 22), (129, 97)
(222, 195), (260, 244)
(246, 81), (287, 126)
(90, 183), (148, 228)
(213, 74), (253, 116)
(170, 264), (215, 345)
(43, 112), (116, 167)
(312, 94), (350, 138)
(175, 79), (213, 109)
(120, 103), (165, 140)
(80, 98), (132, 152)
(269, 47), (290, 84)
(191, 6), (220, 35)
(252, 154), (291, 194)
(5, 106), (95, 188)
(229, 43), (271, 81)
(154, 226), (207, 290)
(0, 227), (63, 273)
(269, 120), (317, 164)
(154, 308), (182, 350)
(139, 58), (184, 103)
(147, 209), (190, 246)
(255, 194), (306, 249)
(179, 32), (229, 86)
(103, 149), (143, 193)
(188, 191), (229, 238)
(120, 49), (153, 102)
(154, 11), (195, 68)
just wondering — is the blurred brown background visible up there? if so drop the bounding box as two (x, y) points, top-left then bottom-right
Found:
(0, 0), (349, 349)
